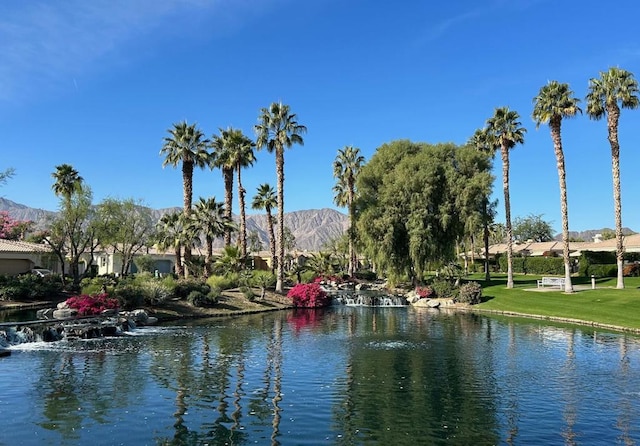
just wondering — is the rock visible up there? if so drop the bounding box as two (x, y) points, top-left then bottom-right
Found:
(53, 308), (78, 319)
(412, 299), (432, 307)
(426, 300), (441, 308)
(0, 348), (10, 358)
(56, 301), (69, 310)
(37, 308), (55, 319)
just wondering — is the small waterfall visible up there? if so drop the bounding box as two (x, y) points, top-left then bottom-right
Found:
(331, 290), (407, 307)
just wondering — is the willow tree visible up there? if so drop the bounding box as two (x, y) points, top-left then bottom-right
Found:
(255, 102), (307, 293)
(533, 80), (581, 293)
(483, 107), (527, 289)
(160, 121), (211, 275)
(356, 140), (492, 285)
(586, 67), (639, 289)
(333, 146), (365, 277)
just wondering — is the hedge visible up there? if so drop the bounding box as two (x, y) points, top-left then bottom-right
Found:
(497, 255), (564, 275)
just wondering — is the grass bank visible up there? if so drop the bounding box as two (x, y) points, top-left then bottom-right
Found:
(471, 274), (640, 332)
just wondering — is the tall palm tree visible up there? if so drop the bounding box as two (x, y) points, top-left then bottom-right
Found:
(51, 164), (83, 203)
(533, 80), (582, 293)
(251, 183), (278, 274)
(254, 102), (307, 293)
(586, 67), (639, 289)
(156, 211), (186, 277)
(484, 107), (527, 289)
(469, 129), (499, 282)
(332, 146), (365, 277)
(224, 128), (256, 259)
(160, 121), (211, 275)
(211, 130), (236, 247)
(191, 197), (234, 278)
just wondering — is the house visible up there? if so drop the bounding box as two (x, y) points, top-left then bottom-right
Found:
(0, 239), (61, 275)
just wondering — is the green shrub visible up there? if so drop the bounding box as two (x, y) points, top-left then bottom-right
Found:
(240, 285), (255, 301)
(457, 281), (483, 305)
(140, 281), (171, 305)
(498, 255), (564, 275)
(111, 283), (145, 310)
(173, 278), (210, 299)
(588, 264), (617, 278)
(0, 274), (64, 301)
(354, 270), (377, 281)
(300, 270), (316, 284)
(429, 278), (459, 300)
(206, 274), (238, 291)
(187, 290), (217, 307)
(80, 276), (116, 295)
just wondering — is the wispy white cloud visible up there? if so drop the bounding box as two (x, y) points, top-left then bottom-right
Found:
(0, 0), (234, 103)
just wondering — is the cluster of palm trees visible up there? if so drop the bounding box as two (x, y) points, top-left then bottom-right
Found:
(158, 101), (306, 292)
(474, 67), (638, 291)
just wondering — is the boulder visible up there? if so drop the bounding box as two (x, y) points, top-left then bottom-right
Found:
(53, 308), (78, 319)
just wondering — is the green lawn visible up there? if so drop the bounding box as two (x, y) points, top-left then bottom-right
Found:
(469, 274), (640, 331)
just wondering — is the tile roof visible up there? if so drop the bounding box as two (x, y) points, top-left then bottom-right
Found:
(0, 239), (52, 253)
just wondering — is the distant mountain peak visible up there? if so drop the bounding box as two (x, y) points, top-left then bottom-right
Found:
(1, 198), (349, 251)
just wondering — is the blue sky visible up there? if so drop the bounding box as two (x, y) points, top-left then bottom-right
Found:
(1, 0), (640, 234)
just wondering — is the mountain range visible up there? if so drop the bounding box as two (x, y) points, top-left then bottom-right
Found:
(0, 197), (349, 252)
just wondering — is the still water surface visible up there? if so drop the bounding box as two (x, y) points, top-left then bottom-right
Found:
(1, 306), (640, 445)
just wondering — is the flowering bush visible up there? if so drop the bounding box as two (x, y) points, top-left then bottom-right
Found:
(287, 283), (331, 308)
(65, 293), (120, 316)
(415, 286), (434, 299)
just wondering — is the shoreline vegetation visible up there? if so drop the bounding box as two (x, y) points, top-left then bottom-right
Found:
(2, 274), (640, 334)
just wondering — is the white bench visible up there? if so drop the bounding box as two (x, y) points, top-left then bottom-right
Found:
(537, 277), (565, 289)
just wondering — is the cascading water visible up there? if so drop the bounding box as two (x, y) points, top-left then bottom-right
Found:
(330, 290), (407, 307)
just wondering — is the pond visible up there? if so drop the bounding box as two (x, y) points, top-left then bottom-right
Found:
(1, 306), (640, 445)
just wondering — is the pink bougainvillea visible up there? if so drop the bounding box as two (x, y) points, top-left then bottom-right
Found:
(415, 286), (434, 299)
(65, 293), (120, 316)
(287, 283), (331, 308)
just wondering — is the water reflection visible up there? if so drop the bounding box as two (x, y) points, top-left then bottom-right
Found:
(2, 309), (640, 445)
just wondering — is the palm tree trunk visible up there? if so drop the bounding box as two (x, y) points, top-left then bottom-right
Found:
(275, 147), (285, 293)
(501, 146), (514, 289)
(348, 186), (356, 277)
(551, 119), (574, 293)
(237, 166), (247, 259)
(204, 236), (213, 278)
(266, 208), (277, 274)
(174, 244), (184, 277)
(483, 199), (490, 282)
(223, 168), (234, 247)
(607, 107), (625, 289)
(182, 162), (194, 278)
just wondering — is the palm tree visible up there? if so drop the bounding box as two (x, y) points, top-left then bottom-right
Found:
(160, 121), (211, 275)
(533, 81), (582, 293)
(484, 107), (527, 289)
(586, 67), (639, 289)
(51, 164), (83, 203)
(251, 183), (278, 274)
(224, 128), (256, 259)
(211, 130), (235, 247)
(254, 102), (307, 293)
(156, 211), (186, 277)
(332, 146), (365, 277)
(191, 197), (233, 278)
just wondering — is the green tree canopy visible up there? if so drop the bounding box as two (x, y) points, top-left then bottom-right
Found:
(512, 214), (554, 242)
(356, 140), (492, 284)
